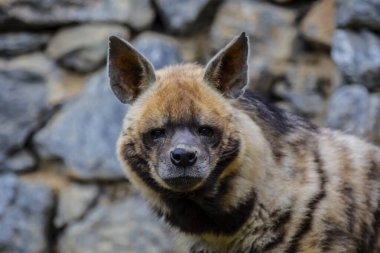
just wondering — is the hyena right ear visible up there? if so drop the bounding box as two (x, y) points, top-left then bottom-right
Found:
(203, 32), (249, 98)
(108, 36), (156, 103)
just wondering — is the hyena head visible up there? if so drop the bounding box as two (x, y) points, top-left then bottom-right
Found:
(108, 33), (249, 194)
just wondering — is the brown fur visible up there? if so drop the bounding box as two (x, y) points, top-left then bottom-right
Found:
(109, 34), (380, 253)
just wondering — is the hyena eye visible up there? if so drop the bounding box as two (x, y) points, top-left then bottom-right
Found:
(198, 126), (214, 137)
(150, 128), (166, 140)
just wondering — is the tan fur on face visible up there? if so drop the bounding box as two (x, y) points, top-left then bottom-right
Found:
(131, 64), (232, 130)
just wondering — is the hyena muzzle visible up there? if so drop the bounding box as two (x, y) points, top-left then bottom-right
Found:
(108, 32), (380, 253)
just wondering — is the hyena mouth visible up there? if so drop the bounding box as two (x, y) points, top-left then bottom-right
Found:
(163, 176), (203, 191)
(157, 163), (208, 191)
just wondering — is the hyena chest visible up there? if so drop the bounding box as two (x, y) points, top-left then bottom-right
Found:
(184, 206), (293, 253)
(159, 193), (256, 236)
(160, 193), (294, 253)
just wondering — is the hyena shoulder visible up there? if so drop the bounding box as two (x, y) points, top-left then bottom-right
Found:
(108, 33), (380, 253)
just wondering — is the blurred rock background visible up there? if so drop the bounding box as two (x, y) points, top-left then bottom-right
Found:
(0, 0), (379, 252)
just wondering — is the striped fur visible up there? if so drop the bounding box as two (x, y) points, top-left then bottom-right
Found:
(109, 35), (380, 253)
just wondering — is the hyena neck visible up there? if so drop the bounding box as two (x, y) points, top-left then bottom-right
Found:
(235, 90), (318, 160)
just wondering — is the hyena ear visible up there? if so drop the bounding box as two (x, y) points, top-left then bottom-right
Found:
(108, 36), (156, 103)
(203, 32), (249, 98)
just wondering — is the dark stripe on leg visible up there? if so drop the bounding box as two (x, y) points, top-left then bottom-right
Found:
(285, 149), (327, 253)
(319, 184), (356, 251)
(338, 145), (356, 235)
(366, 160), (380, 251)
(262, 209), (292, 251)
(342, 184), (355, 233)
(367, 198), (380, 252)
(320, 222), (353, 251)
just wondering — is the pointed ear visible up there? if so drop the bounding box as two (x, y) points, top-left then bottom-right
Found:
(204, 32), (249, 98)
(108, 36), (156, 103)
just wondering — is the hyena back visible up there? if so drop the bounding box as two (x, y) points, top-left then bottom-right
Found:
(108, 33), (380, 253)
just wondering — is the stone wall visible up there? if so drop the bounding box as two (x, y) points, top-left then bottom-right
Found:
(0, 0), (379, 252)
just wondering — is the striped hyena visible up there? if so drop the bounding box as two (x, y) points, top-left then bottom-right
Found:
(108, 32), (380, 253)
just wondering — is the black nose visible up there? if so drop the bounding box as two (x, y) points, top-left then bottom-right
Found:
(170, 148), (197, 167)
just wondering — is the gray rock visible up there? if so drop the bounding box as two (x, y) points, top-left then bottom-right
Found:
(275, 55), (340, 118)
(133, 32), (183, 70)
(0, 53), (56, 76)
(369, 93), (380, 145)
(300, 0), (335, 47)
(336, 0), (380, 32)
(0, 32), (50, 56)
(332, 29), (380, 90)
(286, 55), (341, 97)
(0, 173), (54, 253)
(2, 150), (36, 172)
(283, 92), (325, 117)
(55, 184), (99, 228)
(0, 70), (49, 172)
(59, 196), (176, 253)
(211, 0), (297, 60)
(34, 70), (126, 180)
(248, 57), (288, 96)
(326, 85), (375, 140)
(154, 0), (217, 33)
(47, 24), (130, 73)
(1, 0), (154, 30)
(0, 53), (89, 105)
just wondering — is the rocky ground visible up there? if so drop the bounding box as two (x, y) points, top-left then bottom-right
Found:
(0, 0), (379, 252)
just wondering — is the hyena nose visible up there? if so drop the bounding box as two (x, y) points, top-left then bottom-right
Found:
(170, 148), (197, 167)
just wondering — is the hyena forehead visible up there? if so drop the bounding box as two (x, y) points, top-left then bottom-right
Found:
(132, 64), (233, 128)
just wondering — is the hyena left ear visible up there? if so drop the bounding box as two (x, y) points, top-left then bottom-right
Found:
(203, 32), (249, 98)
(108, 36), (156, 103)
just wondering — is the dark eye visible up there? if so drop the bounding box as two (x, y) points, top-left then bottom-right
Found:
(198, 126), (214, 137)
(150, 128), (166, 140)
